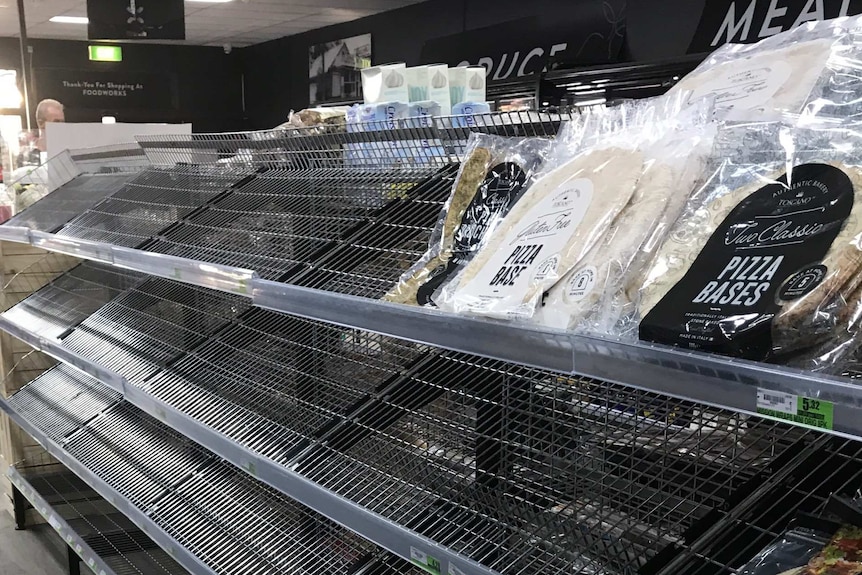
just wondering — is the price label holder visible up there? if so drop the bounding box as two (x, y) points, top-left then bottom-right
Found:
(411, 547), (442, 575)
(756, 389), (834, 430)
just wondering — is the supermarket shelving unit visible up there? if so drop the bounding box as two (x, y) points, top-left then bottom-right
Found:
(0, 114), (859, 575)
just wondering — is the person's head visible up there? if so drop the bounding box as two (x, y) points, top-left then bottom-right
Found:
(35, 99), (65, 129)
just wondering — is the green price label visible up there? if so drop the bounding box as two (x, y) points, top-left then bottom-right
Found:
(410, 547), (442, 575)
(756, 389), (834, 430)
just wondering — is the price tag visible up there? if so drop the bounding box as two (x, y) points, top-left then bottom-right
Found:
(410, 547), (442, 575)
(756, 388), (834, 430)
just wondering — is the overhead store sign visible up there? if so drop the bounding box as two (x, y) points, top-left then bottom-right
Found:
(35, 68), (177, 111)
(420, 0), (626, 80)
(689, 0), (862, 52)
(87, 0), (185, 40)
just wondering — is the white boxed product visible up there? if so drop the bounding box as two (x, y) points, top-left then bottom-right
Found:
(406, 65), (430, 102)
(449, 66), (487, 107)
(361, 63), (408, 105)
(427, 64), (451, 115)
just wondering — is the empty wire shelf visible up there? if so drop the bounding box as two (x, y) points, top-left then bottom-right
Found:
(144, 165), (453, 284)
(3, 367), (391, 575)
(9, 466), (189, 575)
(3, 261), (145, 339)
(59, 278), (250, 385)
(6, 173), (140, 233)
(56, 165), (255, 247)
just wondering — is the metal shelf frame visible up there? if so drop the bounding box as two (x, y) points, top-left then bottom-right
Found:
(3, 114), (862, 575)
(0, 403), (218, 575)
(0, 229), (859, 440)
(7, 466), (121, 575)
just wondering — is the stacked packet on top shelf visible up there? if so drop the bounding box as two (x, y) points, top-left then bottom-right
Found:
(637, 117), (862, 365)
(533, 100), (718, 335)
(669, 14), (862, 121)
(384, 133), (553, 306)
(434, 91), (693, 321)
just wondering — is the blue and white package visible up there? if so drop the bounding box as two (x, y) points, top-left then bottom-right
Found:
(357, 102), (410, 167)
(452, 102), (492, 127)
(407, 101), (446, 164)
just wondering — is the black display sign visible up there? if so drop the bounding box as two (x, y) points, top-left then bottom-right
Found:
(87, 0), (185, 40)
(35, 68), (177, 111)
(640, 164), (854, 360)
(420, 0), (625, 79)
(688, 0), (862, 53)
(416, 162), (529, 306)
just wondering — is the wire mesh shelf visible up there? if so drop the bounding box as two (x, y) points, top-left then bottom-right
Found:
(3, 261), (145, 339)
(4, 368), (403, 575)
(10, 466), (190, 575)
(58, 278), (250, 385)
(292, 350), (813, 575)
(54, 165), (255, 248)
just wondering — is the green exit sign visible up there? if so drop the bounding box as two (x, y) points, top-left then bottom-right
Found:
(88, 45), (122, 62)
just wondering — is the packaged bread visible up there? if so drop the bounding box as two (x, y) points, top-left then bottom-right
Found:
(534, 112), (717, 335)
(638, 119), (862, 362)
(436, 94), (690, 321)
(383, 133), (551, 306)
(669, 15), (862, 121)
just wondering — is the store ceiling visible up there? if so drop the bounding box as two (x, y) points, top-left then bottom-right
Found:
(0, 0), (426, 47)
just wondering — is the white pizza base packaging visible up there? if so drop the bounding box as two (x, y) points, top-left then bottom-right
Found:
(435, 94), (694, 320)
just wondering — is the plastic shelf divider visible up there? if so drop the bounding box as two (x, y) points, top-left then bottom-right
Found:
(111, 246), (256, 296)
(29, 231), (113, 263)
(0, 399), (217, 575)
(0, 225), (31, 244)
(6, 466), (120, 575)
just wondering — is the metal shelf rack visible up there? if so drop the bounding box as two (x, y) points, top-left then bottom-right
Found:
(2, 366), (421, 575)
(8, 465), (190, 575)
(0, 113), (859, 575)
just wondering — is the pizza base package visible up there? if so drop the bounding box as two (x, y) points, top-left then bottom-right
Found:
(383, 133), (551, 306)
(638, 119), (862, 364)
(669, 14), (862, 121)
(533, 117), (717, 335)
(435, 93), (693, 321)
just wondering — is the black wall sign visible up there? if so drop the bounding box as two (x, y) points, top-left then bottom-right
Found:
(87, 0), (185, 40)
(689, 0), (862, 53)
(420, 0), (625, 79)
(35, 68), (177, 111)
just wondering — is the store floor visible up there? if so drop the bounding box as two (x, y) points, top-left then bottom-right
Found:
(0, 510), (66, 575)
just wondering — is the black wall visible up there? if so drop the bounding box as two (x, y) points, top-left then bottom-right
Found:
(242, 1), (463, 130)
(241, 0), (635, 129)
(0, 37), (244, 132)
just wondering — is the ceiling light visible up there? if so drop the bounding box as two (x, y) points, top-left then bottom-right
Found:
(575, 98), (607, 107)
(50, 16), (89, 24)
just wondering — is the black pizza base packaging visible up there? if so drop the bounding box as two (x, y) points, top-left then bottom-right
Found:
(638, 118), (862, 363)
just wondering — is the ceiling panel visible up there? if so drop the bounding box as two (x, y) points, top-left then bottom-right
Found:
(0, 0), (426, 47)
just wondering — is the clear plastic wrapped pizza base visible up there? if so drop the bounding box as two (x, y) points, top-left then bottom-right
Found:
(434, 92), (695, 321)
(533, 109), (718, 335)
(637, 118), (862, 366)
(383, 133), (552, 307)
(669, 13), (862, 122)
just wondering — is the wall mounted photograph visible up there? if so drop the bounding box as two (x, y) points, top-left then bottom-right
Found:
(309, 33), (372, 105)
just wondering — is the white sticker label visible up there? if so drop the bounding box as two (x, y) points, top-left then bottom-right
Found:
(756, 389), (797, 415)
(411, 548), (428, 563)
(48, 514), (62, 530)
(456, 178), (593, 316)
(564, 265), (597, 304)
